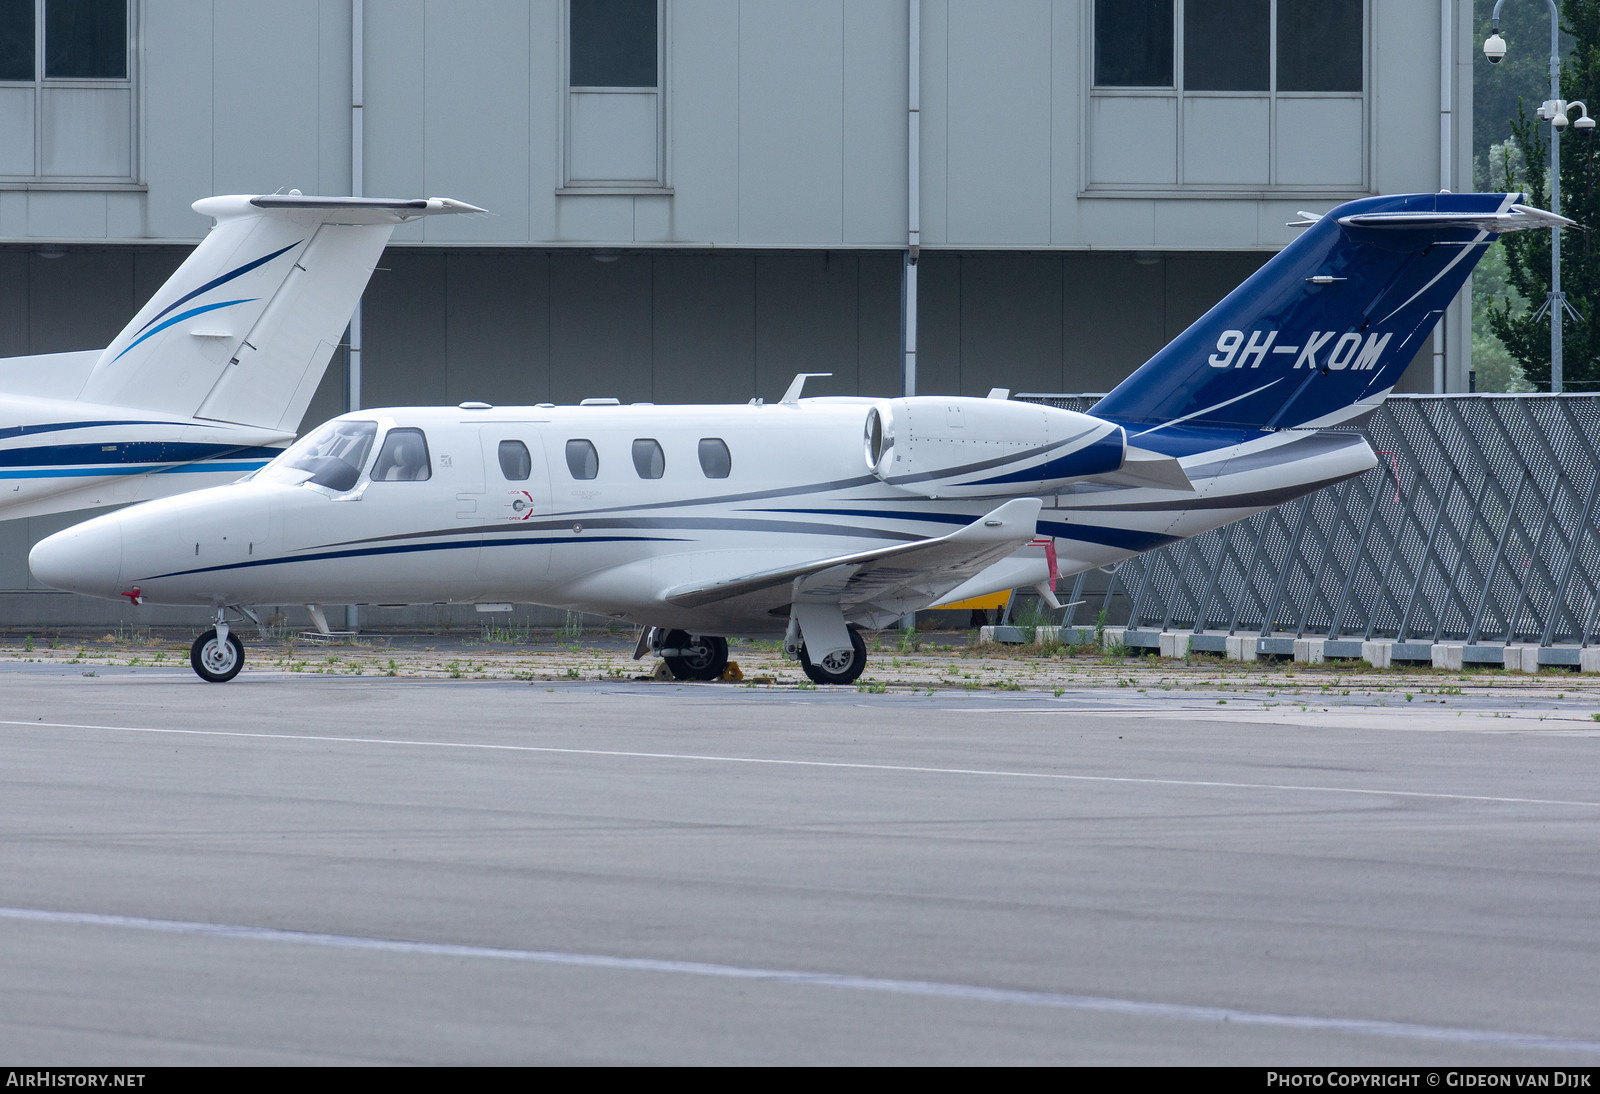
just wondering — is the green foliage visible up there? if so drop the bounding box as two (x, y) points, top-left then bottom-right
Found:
(1480, 1), (1600, 390)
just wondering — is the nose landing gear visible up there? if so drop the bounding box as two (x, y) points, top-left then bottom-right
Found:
(190, 626), (244, 683)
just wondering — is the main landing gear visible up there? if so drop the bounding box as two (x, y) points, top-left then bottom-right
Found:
(797, 627), (867, 686)
(639, 628), (729, 681)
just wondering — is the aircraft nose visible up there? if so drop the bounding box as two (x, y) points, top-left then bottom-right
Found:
(30, 518), (123, 598)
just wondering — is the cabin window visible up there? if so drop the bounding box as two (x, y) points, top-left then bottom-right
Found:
(498, 439), (532, 481)
(371, 428), (432, 482)
(698, 438), (731, 479)
(565, 438), (599, 480)
(631, 438), (664, 479)
(274, 418), (376, 493)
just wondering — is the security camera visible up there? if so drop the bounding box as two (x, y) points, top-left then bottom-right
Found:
(1554, 111), (1570, 130)
(1578, 115), (1596, 131)
(1484, 33), (1507, 63)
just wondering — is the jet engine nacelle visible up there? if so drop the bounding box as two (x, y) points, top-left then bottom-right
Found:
(862, 397), (1129, 499)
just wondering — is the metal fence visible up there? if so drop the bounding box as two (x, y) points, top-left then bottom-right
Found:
(1022, 394), (1600, 648)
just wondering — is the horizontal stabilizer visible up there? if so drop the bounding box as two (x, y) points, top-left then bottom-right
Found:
(665, 497), (1042, 626)
(1337, 204), (1576, 233)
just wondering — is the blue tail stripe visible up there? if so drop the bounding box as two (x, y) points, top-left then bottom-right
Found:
(1091, 192), (1514, 441)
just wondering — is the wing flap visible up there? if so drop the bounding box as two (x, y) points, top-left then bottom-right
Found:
(663, 498), (1043, 623)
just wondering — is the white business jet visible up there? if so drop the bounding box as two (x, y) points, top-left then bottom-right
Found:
(29, 192), (1567, 683)
(0, 192), (481, 521)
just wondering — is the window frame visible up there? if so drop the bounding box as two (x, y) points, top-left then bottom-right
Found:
(565, 438), (600, 480)
(631, 437), (665, 479)
(697, 437), (731, 480)
(0, 0), (138, 186)
(498, 439), (532, 481)
(370, 427), (433, 483)
(1084, 0), (1368, 197)
(559, 0), (671, 195)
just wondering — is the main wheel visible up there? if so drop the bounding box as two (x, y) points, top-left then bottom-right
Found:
(661, 630), (729, 682)
(190, 628), (245, 683)
(799, 627), (868, 685)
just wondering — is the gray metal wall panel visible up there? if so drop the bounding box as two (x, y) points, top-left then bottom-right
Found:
(737, 1), (845, 243)
(1062, 253), (1165, 393)
(362, 251), (450, 407)
(30, 251), (133, 352)
(445, 252), (551, 407)
(653, 253), (756, 403)
(141, 1), (215, 239)
(667, 0), (741, 243)
(942, 0), (1052, 245)
(0, 250), (29, 357)
(754, 253), (861, 400)
(857, 252), (903, 395)
(364, 0), (429, 243)
(211, 2), (329, 196)
(548, 253), (655, 403)
(419, 0), (532, 244)
(960, 255), (1062, 393)
(842, 0), (908, 246)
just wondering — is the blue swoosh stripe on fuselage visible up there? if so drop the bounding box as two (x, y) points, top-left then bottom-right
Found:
(137, 535), (685, 583)
(0, 442), (283, 468)
(111, 298), (257, 363)
(133, 240), (301, 336)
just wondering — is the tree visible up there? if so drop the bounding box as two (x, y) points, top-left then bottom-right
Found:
(1485, 0), (1600, 390)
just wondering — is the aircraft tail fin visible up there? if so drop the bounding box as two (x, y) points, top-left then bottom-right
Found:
(1090, 193), (1570, 439)
(76, 194), (484, 432)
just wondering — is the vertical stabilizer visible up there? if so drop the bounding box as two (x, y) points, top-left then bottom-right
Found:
(77, 195), (484, 432)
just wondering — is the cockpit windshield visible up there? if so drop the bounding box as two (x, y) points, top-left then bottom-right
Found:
(260, 419), (378, 492)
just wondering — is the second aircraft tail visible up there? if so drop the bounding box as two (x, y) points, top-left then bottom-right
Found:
(75, 194), (484, 433)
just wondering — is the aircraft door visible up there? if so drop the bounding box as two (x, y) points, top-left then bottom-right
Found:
(479, 430), (552, 592)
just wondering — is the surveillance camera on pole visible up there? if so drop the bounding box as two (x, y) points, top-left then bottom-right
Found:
(1484, 32), (1507, 63)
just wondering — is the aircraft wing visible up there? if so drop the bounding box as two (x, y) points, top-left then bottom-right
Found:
(663, 497), (1042, 627)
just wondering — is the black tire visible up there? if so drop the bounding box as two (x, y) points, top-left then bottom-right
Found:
(799, 627), (868, 685)
(190, 628), (245, 683)
(661, 630), (729, 682)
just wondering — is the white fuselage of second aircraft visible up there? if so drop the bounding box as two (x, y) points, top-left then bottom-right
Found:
(30, 396), (1377, 637)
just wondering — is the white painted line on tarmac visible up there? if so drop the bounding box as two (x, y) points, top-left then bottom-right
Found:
(2, 717), (1598, 809)
(2, 904), (1595, 1055)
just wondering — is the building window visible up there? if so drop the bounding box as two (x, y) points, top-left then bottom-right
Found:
(1088, 0), (1365, 192)
(0, 0), (135, 182)
(562, 0), (667, 192)
(1093, 0), (1173, 87)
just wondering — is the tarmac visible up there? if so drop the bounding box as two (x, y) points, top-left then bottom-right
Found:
(2, 627), (1599, 1064)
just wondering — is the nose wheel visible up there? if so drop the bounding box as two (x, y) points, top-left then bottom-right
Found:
(190, 627), (245, 683)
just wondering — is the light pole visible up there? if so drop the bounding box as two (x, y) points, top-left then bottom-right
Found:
(1484, 0), (1593, 392)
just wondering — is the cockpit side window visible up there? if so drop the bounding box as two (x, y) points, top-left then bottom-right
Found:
(371, 428), (432, 482)
(631, 438), (665, 479)
(499, 440), (532, 481)
(566, 439), (599, 480)
(273, 419), (377, 492)
(698, 438), (731, 479)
